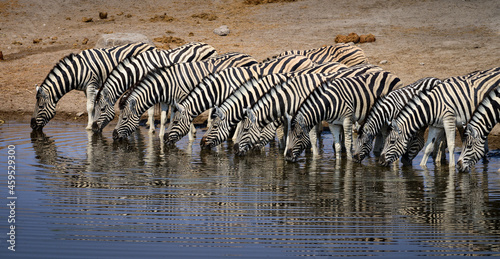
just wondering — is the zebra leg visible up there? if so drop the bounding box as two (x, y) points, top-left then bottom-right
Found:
(147, 106), (155, 134)
(188, 123), (196, 141)
(276, 123), (286, 149)
(443, 116), (457, 166)
(308, 125), (319, 156)
(342, 117), (353, 160)
(328, 123), (343, 160)
(85, 86), (97, 130)
(420, 126), (442, 167)
(431, 130), (446, 164)
(159, 102), (169, 139)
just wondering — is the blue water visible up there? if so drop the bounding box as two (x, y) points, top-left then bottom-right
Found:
(0, 121), (499, 258)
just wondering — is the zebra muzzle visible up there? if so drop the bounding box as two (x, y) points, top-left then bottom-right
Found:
(92, 121), (102, 133)
(30, 118), (43, 131)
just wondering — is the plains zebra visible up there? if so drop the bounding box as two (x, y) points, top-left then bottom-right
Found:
(457, 84), (500, 172)
(285, 71), (402, 162)
(92, 42), (217, 133)
(110, 52), (258, 140)
(31, 42), (155, 131)
(379, 68), (500, 167)
(266, 43), (367, 67)
(200, 62), (348, 149)
(235, 64), (384, 156)
(163, 55), (314, 145)
(352, 77), (442, 163)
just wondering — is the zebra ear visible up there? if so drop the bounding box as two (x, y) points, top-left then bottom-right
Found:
(467, 124), (478, 138)
(392, 122), (402, 134)
(173, 100), (184, 113)
(36, 84), (40, 93)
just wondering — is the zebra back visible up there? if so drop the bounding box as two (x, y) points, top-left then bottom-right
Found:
(252, 64), (383, 128)
(118, 52), (257, 117)
(266, 43), (367, 66)
(95, 42), (216, 109)
(81, 42), (155, 85)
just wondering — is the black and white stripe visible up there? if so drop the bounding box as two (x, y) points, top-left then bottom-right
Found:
(31, 42), (155, 130)
(379, 67), (500, 167)
(266, 43), (367, 67)
(353, 77), (442, 163)
(457, 83), (500, 171)
(235, 64), (384, 156)
(200, 62), (348, 149)
(163, 55), (315, 145)
(92, 42), (217, 133)
(285, 71), (402, 162)
(111, 52), (258, 140)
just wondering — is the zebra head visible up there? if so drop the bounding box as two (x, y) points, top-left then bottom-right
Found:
(352, 124), (376, 163)
(92, 88), (115, 133)
(164, 102), (191, 145)
(200, 106), (228, 149)
(234, 108), (261, 155)
(379, 121), (409, 166)
(457, 125), (485, 172)
(31, 85), (56, 131)
(284, 113), (311, 162)
(112, 97), (141, 141)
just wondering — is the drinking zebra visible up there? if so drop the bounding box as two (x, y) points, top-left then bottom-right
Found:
(200, 62), (348, 149)
(457, 83), (500, 172)
(266, 43), (367, 67)
(285, 71), (402, 162)
(31, 42), (155, 131)
(109, 52), (258, 140)
(92, 42), (217, 134)
(162, 55), (314, 145)
(235, 64), (384, 156)
(379, 68), (500, 167)
(352, 77), (442, 164)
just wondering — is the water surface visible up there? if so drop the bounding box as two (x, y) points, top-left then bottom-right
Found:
(1, 121), (500, 258)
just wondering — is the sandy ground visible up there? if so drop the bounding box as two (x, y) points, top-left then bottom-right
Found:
(1, 0), (499, 146)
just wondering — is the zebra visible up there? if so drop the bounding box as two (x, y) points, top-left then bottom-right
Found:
(457, 84), (500, 172)
(92, 42), (217, 134)
(379, 68), (500, 167)
(265, 43), (367, 67)
(110, 52), (258, 141)
(31, 42), (155, 131)
(352, 77), (442, 163)
(235, 64), (384, 156)
(285, 71), (402, 162)
(163, 54), (315, 145)
(200, 62), (349, 149)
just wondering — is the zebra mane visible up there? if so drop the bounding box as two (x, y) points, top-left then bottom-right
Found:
(118, 66), (164, 110)
(41, 53), (80, 85)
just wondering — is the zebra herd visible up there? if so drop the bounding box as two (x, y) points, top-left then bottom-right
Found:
(30, 41), (500, 172)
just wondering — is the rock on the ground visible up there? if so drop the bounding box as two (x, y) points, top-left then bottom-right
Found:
(94, 33), (155, 48)
(213, 25), (230, 36)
